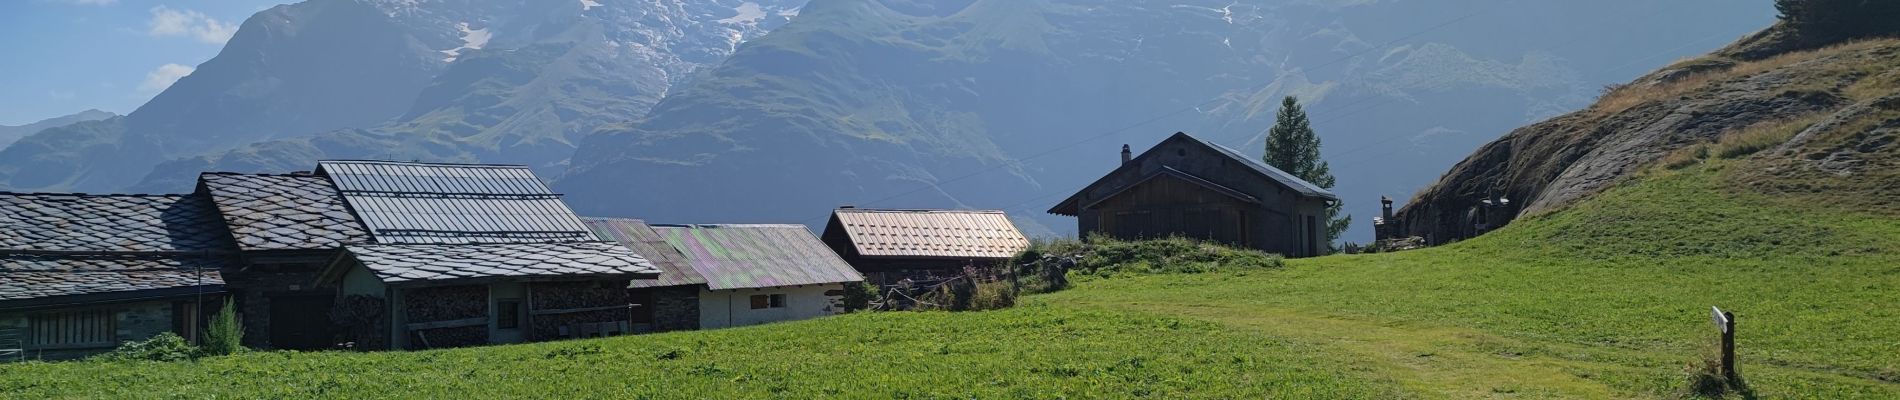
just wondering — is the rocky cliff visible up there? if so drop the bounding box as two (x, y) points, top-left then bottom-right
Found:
(1391, 16), (1900, 243)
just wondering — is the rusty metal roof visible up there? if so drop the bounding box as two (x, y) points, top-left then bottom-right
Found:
(339, 242), (659, 286)
(581, 218), (703, 289)
(649, 224), (862, 291)
(825, 209), (1029, 260)
(315, 161), (593, 244)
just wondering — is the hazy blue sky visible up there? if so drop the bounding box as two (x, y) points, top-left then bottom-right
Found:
(0, 0), (285, 125)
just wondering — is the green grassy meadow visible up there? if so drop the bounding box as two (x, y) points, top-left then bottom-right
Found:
(2, 162), (1896, 398)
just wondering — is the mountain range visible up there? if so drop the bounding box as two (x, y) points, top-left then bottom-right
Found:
(0, 0), (1775, 242)
(0, 110), (115, 150)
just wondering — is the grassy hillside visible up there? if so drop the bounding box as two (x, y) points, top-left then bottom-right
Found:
(2, 156), (1895, 398)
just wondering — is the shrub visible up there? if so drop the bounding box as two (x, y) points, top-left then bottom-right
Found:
(1011, 238), (1081, 294)
(1076, 235), (1285, 276)
(967, 281), (1016, 311)
(202, 299), (244, 356)
(841, 282), (881, 312)
(92, 332), (197, 362)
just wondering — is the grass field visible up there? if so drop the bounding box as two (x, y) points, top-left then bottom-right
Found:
(1, 161), (1896, 399)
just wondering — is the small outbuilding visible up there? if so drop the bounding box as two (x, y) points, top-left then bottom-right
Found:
(1048, 132), (1339, 257)
(586, 219), (863, 330)
(820, 208), (1030, 286)
(319, 242), (658, 349)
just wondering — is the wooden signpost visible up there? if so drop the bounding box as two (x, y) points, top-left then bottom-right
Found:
(1711, 306), (1736, 377)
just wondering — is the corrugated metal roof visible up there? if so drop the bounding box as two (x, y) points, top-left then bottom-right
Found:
(1184, 133), (1338, 201)
(316, 161), (593, 244)
(650, 224), (862, 291)
(581, 218), (704, 289)
(341, 242), (659, 285)
(827, 209), (1029, 260)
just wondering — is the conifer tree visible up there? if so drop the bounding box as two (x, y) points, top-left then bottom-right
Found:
(1263, 96), (1349, 252)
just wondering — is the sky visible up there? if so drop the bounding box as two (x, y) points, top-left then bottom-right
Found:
(0, 0), (288, 126)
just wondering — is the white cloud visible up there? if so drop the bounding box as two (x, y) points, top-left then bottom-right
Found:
(139, 63), (194, 92)
(147, 6), (236, 44)
(48, 90), (76, 100)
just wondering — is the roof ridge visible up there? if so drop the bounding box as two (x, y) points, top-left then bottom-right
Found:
(200, 171), (319, 177)
(318, 159), (531, 169)
(346, 241), (615, 247)
(650, 223), (810, 229)
(0, 191), (189, 198)
(579, 216), (646, 222)
(834, 208), (1007, 213)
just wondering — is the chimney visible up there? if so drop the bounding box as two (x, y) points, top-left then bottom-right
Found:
(1120, 144), (1132, 164)
(839, 205), (856, 209)
(1380, 196), (1394, 221)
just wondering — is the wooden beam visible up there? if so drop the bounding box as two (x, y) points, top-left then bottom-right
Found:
(405, 317), (487, 331)
(529, 304), (637, 316)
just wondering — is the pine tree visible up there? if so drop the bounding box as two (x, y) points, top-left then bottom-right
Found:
(1263, 96), (1350, 252)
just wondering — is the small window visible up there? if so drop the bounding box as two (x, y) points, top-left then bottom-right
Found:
(750, 294), (787, 310)
(30, 309), (115, 348)
(497, 299), (522, 329)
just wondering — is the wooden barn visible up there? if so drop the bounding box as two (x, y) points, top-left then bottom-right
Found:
(1049, 132), (1339, 257)
(586, 219), (863, 331)
(820, 208), (1029, 286)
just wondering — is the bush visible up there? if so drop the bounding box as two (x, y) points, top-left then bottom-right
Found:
(202, 299), (244, 356)
(92, 332), (197, 362)
(841, 282), (881, 312)
(968, 281), (1016, 311)
(1011, 238), (1081, 294)
(1076, 235), (1284, 276)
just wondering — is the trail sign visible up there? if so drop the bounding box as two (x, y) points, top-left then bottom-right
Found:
(1711, 306), (1730, 333)
(1710, 306), (1736, 377)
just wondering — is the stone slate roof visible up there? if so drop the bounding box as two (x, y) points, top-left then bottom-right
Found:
(0, 193), (230, 253)
(0, 192), (230, 305)
(340, 242), (660, 285)
(0, 256), (225, 303)
(825, 209), (1029, 260)
(199, 172), (369, 251)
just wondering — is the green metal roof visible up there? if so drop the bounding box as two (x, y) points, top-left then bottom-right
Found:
(649, 224), (862, 291)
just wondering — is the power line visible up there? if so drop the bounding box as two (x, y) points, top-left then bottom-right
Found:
(972, 12), (1755, 231)
(811, 3), (1502, 223)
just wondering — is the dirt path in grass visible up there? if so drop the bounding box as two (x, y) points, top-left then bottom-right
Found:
(1062, 300), (1635, 399)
